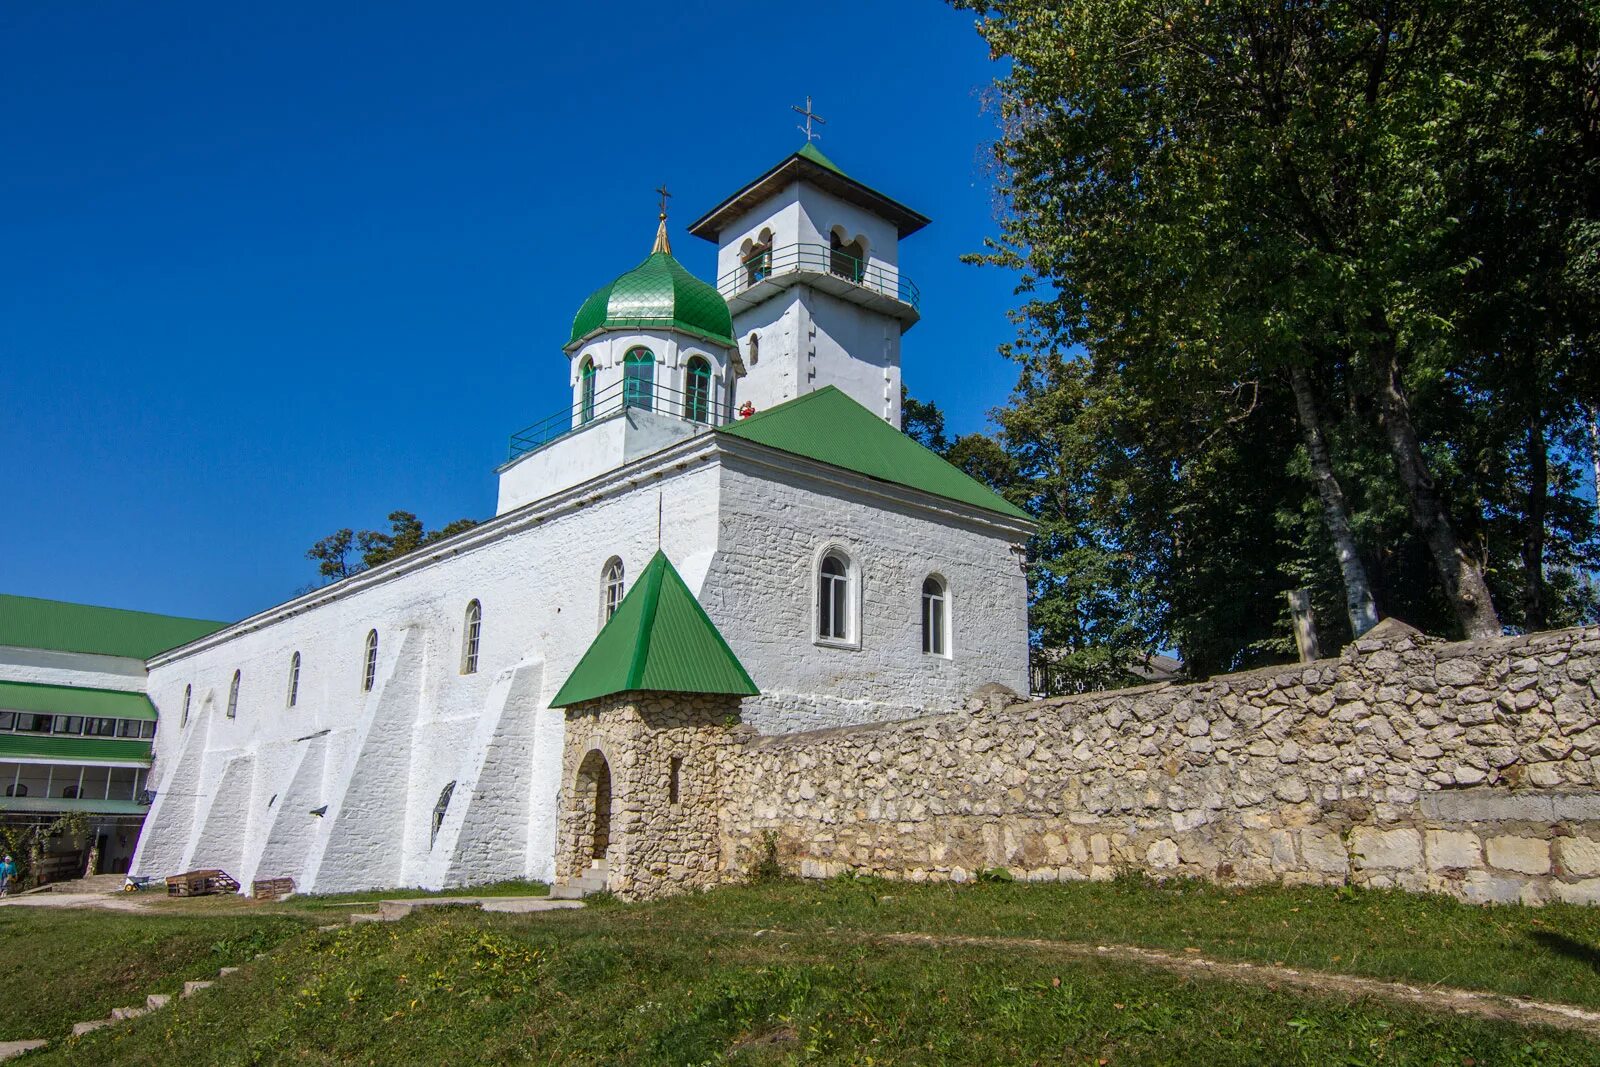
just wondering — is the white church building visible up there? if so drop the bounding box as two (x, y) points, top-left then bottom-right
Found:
(127, 144), (1035, 893)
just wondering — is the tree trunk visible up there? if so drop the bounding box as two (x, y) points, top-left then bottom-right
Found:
(1589, 404), (1600, 532)
(1522, 418), (1549, 631)
(1288, 362), (1381, 636)
(1370, 335), (1502, 638)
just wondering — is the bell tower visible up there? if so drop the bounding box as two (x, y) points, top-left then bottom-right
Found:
(686, 141), (929, 428)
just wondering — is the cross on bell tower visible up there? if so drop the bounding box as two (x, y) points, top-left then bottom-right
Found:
(792, 96), (826, 143)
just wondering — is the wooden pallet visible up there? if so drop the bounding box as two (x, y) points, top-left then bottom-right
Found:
(165, 869), (240, 897)
(251, 877), (295, 900)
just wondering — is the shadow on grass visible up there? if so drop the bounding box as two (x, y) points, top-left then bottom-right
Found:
(1528, 930), (1600, 975)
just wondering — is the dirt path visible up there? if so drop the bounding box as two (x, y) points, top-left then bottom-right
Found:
(0, 892), (149, 913)
(826, 930), (1600, 1038)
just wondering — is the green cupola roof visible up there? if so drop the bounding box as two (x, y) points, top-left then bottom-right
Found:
(567, 220), (734, 350)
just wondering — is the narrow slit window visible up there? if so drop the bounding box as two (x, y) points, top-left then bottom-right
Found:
(227, 671), (241, 719)
(431, 781), (456, 847)
(921, 576), (948, 656)
(580, 358), (597, 424)
(180, 684), (192, 728)
(669, 755), (682, 806)
(462, 599), (482, 674)
(818, 552), (851, 642)
(602, 557), (625, 623)
(362, 630), (379, 692)
(287, 651), (301, 707)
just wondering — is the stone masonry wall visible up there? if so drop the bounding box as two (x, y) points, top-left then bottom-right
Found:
(557, 693), (743, 900)
(720, 624), (1600, 906)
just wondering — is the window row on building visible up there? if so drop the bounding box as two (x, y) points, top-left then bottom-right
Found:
(578, 347), (720, 425)
(181, 599), (487, 727)
(2, 762), (147, 802)
(0, 711), (155, 740)
(815, 548), (952, 657)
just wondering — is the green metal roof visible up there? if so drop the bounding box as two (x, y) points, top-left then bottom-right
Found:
(717, 387), (1032, 521)
(0, 680), (157, 721)
(0, 734), (152, 766)
(568, 251), (735, 350)
(0, 594), (227, 660)
(551, 551), (759, 708)
(795, 141), (847, 177)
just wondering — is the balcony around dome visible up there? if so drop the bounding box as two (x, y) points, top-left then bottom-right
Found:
(715, 243), (921, 329)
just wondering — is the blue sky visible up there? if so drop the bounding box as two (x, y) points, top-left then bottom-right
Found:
(0, 2), (1024, 622)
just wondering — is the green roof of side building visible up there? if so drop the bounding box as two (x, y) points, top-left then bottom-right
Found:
(0, 594), (227, 660)
(0, 680), (157, 721)
(552, 551), (759, 708)
(716, 387), (1032, 521)
(568, 250), (735, 350)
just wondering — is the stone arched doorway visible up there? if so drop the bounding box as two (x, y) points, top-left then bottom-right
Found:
(573, 749), (613, 869)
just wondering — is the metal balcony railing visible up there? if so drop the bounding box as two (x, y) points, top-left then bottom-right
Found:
(716, 242), (920, 311)
(507, 378), (732, 462)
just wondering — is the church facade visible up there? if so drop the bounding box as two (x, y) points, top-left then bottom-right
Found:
(129, 146), (1034, 894)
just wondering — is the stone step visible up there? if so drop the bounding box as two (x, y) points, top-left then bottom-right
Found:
(217, 966), (240, 977)
(145, 993), (171, 1011)
(71, 1020), (111, 1037)
(0, 1039), (47, 1061)
(550, 878), (607, 900)
(182, 980), (212, 998)
(109, 1006), (147, 1022)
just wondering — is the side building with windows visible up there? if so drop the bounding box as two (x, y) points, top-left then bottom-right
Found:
(126, 145), (1034, 895)
(0, 595), (225, 882)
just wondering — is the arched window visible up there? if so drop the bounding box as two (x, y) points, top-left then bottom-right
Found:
(462, 600), (482, 674)
(579, 357), (597, 424)
(287, 651), (301, 707)
(623, 348), (654, 411)
(602, 557), (626, 623)
(61, 785), (78, 799)
(362, 630), (379, 692)
(5, 785), (26, 798)
(830, 229), (867, 283)
(747, 333), (759, 366)
(431, 781), (456, 847)
(226, 671), (241, 719)
(685, 356), (713, 423)
(921, 576), (949, 656)
(817, 550), (853, 643)
(743, 230), (773, 287)
(180, 684), (192, 728)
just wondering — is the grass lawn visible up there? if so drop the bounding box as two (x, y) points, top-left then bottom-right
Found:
(5, 877), (1599, 1064)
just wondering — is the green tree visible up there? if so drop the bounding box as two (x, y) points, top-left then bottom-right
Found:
(305, 511), (479, 583)
(956, 0), (1599, 643)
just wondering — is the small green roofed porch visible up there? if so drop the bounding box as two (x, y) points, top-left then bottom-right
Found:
(552, 551), (758, 708)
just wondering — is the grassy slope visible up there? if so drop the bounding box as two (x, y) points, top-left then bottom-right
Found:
(1, 878), (1595, 1065)
(0, 908), (312, 1042)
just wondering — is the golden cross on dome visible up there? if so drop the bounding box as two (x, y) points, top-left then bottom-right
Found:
(655, 183), (671, 219)
(792, 96), (826, 142)
(652, 184), (672, 255)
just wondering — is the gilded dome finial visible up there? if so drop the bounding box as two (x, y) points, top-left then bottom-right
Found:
(652, 183), (672, 255)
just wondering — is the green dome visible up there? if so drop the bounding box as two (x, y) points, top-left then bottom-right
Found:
(568, 251), (734, 350)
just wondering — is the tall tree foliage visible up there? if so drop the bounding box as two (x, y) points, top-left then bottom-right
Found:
(950, 0), (1599, 682)
(306, 511), (479, 582)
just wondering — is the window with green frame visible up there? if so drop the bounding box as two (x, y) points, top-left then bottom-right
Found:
(623, 348), (654, 411)
(580, 358), (597, 423)
(685, 356), (713, 422)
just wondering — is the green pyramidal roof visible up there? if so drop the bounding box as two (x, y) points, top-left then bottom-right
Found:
(795, 141), (846, 176)
(551, 552), (758, 708)
(568, 251), (734, 350)
(716, 387), (1032, 521)
(0, 594), (228, 660)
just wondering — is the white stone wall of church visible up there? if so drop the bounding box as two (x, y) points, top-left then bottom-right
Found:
(731, 294), (803, 418)
(704, 457), (1030, 733)
(795, 184), (903, 274)
(134, 457), (725, 893)
(804, 287), (903, 427)
(712, 195), (804, 284)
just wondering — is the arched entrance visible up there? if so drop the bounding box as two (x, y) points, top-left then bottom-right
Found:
(574, 749), (613, 867)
